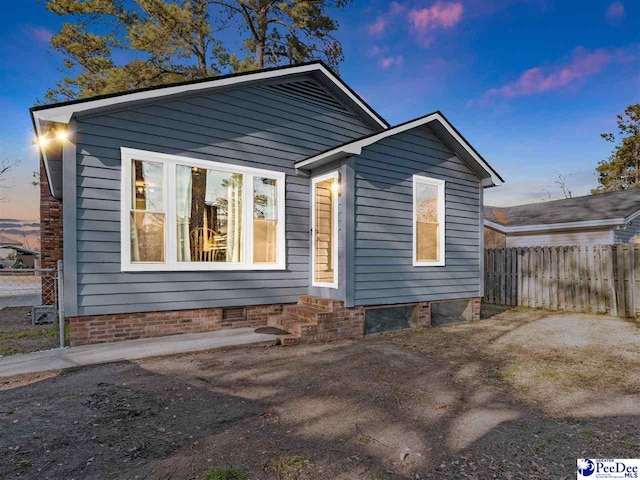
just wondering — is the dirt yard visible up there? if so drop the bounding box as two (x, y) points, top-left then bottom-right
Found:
(1, 306), (639, 480)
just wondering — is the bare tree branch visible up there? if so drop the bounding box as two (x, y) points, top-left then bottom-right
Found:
(0, 158), (21, 201)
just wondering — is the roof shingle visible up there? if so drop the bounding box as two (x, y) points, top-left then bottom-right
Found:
(485, 189), (640, 227)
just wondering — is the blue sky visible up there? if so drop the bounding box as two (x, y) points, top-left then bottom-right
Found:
(0, 0), (638, 220)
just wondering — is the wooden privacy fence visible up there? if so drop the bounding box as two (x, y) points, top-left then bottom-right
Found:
(484, 245), (640, 318)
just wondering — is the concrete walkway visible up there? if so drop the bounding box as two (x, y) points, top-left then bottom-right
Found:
(0, 328), (280, 377)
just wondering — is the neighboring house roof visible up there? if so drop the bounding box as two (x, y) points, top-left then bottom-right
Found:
(0, 233), (22, 247)
(485, 189), (640, 233)
(5, 245), (41, 257)
(295, 111), (504, 187)
(31, 61), (390, 198)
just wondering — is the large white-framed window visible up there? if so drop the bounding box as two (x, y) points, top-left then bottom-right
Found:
(121, 148), (286, 271)
(413, 175), (445, 267)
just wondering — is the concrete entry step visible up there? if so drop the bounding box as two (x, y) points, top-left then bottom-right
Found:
(267, 314), (315, 336)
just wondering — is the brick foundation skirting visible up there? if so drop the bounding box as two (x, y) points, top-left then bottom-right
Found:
(471, 297), (481, 321)
(69, 297), (482, 346)
(69, 304), (283, 346)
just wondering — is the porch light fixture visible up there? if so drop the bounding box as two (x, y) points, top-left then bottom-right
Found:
(55, 129), (69, 141)
(35, 126), (69, 150)
(36, 135), (50, 148)
(332, 172), (342, 197)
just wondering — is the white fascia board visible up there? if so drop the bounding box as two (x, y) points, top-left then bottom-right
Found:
(485, 218), (625, 234)
(296, 112), (502, 186)
(31, 63), (388, 128)
(34, 119), (56, 197)
(624, 209), (640, 224)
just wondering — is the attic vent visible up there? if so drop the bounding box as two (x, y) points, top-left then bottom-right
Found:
(264, 80), (349, 113)
(222, 307), (246, 321)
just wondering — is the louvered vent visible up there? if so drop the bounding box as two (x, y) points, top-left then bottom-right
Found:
(264, 80), (350, 113)
(222, 306), (246, 321)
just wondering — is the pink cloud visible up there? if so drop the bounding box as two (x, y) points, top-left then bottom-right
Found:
(606, 1), (625, 20)
(388, 1), (406, 16)
(369, 45), (385, 57)
(408, 2), (463, 46)
(367, 2), (405, 37)
(483, 47), (634, 99)
(379, 56), (403, 69)
(27, 26), (53, 44)
(367, 17), (387, 36)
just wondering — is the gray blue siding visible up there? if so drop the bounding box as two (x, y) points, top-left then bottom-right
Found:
(615, 216), (640, 243)
(353, 126), (482, 306)
(73, 76), (377, 316)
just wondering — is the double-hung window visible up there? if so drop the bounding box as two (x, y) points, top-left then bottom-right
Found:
(413, 175), (445, 266)
(121, 148), (285, 271)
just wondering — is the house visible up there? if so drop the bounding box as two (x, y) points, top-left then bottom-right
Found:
(485, 189), (640, 248)
(31, 61), (503, 346)
(0, 235), (40, 268)
(1, 246), (40, 269)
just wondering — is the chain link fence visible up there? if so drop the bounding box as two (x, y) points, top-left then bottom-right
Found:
(0, 264), (66, 356)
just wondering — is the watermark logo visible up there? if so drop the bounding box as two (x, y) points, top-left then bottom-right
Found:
(577, 459), (595, 477)
(577, 459), (640, 479)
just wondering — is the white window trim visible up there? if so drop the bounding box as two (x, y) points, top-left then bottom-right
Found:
(311, 171), (339, 288)
(413, 174), (446, 267)
(121, 147), (286, 272)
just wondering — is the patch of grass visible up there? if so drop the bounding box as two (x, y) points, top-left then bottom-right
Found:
(0, 323), (68, 356)
(200, 467), (247, 480)
(503, 365), (523, 380)
(580, 428), (595, 439)
(535, 370), (562, 381)
(567, 417), (586, 426)
(620, 434), (640, 450)
(0, 327), (57, 341)
(266, 456), (312, 480)
(532, 439), (548, 454)
(370, 469), (385, 480)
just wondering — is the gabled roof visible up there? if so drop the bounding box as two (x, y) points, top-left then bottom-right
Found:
(31, 61), (388, 127)
(295, 111), (504, 187)
(0, 233), (21, 246)
(31, 61), (389, 198)
(485, 189), (640, 233)
(2, 245), (40, 256)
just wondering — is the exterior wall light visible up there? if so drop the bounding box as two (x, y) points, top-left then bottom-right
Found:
(55, 129), (69, 141)
(332, 172), (342, 197)
(36, 126), (69, 150)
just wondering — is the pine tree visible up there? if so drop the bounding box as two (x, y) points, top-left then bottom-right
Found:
(44, 0), (350, 102)
(592, 104), (640, 193)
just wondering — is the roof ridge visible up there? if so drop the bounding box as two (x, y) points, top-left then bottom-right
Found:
(31, 60), (327, 112)
(487, 188), (640, 211)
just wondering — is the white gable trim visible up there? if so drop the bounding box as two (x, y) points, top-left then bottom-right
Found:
(295, 112), (502, 186)
(32, 63), (388, 127)
(32, 62), (388, 199)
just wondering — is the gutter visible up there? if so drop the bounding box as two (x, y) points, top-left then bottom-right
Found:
(484, 218), (628, 234)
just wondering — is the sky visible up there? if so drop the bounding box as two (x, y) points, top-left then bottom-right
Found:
(0, 0), (638, 221)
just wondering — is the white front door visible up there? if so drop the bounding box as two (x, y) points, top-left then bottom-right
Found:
(311, 171), (339, 288)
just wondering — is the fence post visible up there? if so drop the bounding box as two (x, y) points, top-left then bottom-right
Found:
(57, 260), (65, 348)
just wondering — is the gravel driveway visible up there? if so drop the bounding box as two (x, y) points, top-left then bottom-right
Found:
(1, 306), (639, 479)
